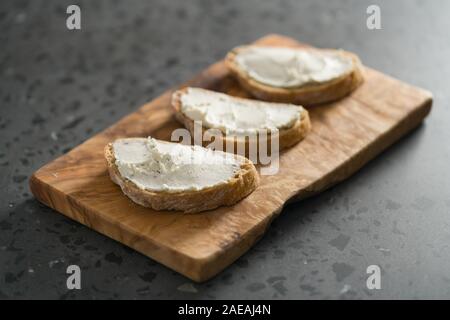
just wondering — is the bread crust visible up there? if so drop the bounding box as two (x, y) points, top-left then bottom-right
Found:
(225, 46), (364, 106)
(104, 138), (259, 213)
(171, 88), (311, 158)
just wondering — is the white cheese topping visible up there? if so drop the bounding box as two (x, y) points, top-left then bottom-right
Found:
(179, 88), (303, 135)
(113, 137), (242, 192)
(234, 46), (353, 88)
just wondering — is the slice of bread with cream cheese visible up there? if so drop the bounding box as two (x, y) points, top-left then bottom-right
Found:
(171, 87), (311, 158)
(105, 137), (259, 213)
(225, 45), (364, 106)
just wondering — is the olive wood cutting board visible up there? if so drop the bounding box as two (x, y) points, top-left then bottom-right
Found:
(30, 34), (432, 282)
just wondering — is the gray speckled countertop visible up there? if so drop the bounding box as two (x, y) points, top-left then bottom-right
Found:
(1, 0), (449, 300)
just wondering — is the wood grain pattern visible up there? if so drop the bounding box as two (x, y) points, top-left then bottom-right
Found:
(29, 34), (432, 282)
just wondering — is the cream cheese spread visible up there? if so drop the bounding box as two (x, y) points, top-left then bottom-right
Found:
(113, 137), (242, 192)
(234, 46), (353, 88)
(179, 88), (303, 135)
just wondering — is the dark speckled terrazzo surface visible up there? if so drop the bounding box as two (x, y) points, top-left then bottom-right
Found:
(1, 0), (450, 299)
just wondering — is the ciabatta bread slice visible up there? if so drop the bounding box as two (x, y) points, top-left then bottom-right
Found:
(105, 137), (259, 213)
(225, 45), (364, 106)
(171, 87), (311, 159)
